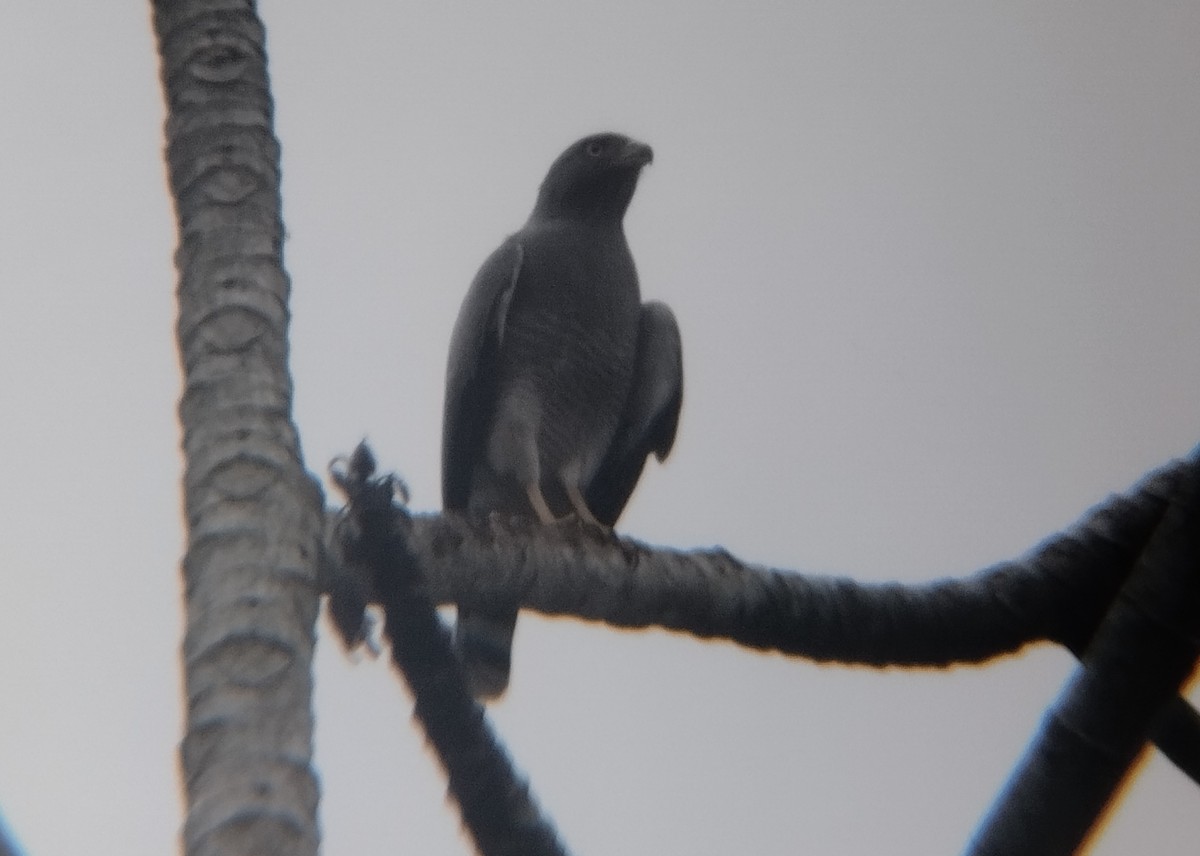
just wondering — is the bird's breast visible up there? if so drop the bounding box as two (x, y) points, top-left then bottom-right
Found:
(492, 226), (641, 482)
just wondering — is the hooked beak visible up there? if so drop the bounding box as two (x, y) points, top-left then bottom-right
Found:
(621, 138), (654, 167)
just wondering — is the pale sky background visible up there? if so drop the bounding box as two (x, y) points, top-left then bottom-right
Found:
(2, 3), (1198, 855)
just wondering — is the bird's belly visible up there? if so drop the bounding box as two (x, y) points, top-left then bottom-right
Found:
(491, 306), (636, 501)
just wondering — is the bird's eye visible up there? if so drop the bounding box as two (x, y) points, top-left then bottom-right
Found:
(585, 140), (605, 157)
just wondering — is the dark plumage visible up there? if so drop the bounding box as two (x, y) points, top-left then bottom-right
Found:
(442, 132), (683, 698)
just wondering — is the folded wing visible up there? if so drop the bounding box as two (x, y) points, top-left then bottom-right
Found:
(586, 300), (684, 527)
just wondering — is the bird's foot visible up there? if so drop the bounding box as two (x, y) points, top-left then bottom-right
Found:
(522, 481), (611, 531)
(525, 482), (559, 525)
(566, 484), (609, 532)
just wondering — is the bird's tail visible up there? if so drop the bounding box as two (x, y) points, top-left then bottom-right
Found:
(454, 607), (518, 699)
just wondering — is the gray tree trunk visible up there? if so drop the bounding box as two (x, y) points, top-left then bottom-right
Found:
(151, 2), (324, 854)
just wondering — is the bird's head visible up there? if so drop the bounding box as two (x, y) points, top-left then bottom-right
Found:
(532, 132), (653, 225)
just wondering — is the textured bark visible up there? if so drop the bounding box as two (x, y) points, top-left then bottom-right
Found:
(964, 454), (1200, 856)
(333, 453), (1187, 664)
(153, 2), (323, 855)
(332, 448), (571, 856)
(326, 448), (1200, 784)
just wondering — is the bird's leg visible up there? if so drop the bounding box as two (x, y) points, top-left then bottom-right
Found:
(565, 483), (605, 530)
(524, 482), (559, 525)
(523, 480), (605, 529)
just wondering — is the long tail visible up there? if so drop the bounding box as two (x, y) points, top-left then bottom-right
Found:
(454, 606), (518, 699)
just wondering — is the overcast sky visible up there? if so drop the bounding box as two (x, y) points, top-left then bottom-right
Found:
(2, 3), (1199, 855)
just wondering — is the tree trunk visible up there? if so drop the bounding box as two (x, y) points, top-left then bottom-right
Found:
(151, 2), (323, 854)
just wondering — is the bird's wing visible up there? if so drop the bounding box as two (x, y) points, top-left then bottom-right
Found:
(441, 239), (524, 510)
(586, 300), (684, 526)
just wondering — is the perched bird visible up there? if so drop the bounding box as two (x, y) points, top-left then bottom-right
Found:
(442, 132), (683, 699)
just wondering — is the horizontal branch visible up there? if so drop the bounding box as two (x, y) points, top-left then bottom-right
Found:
(352, 455), (1186, 668)
(323, 448), (1200, 784)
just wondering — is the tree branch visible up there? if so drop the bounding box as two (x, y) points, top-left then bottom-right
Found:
(326, 448), (1200, 784)
(334, 453), (1186, 664)
(0, 813), (20, 856)
(331, 446), (571, 856)
(964, 451), (1200, 855)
